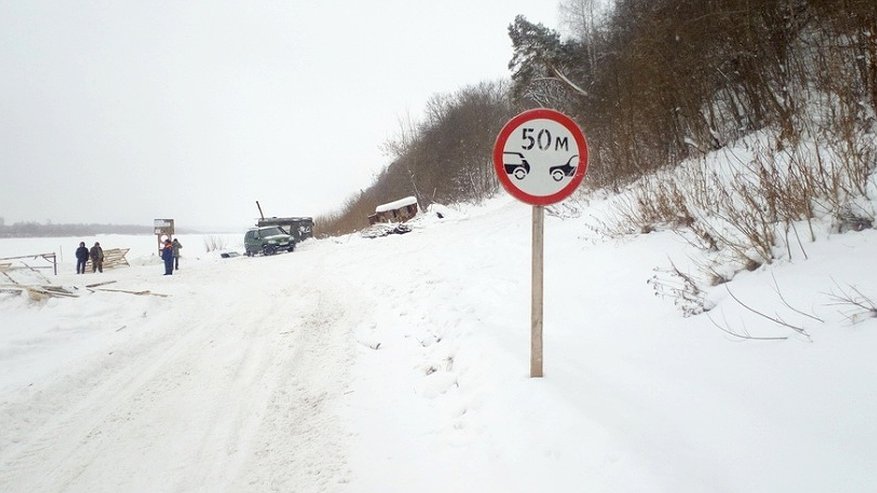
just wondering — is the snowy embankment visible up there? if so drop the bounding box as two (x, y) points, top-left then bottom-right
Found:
(1, 195), (876, 492)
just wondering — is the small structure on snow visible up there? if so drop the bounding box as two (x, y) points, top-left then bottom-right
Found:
(254, 201), (314, 242)
(256, 217), (314, 242)
(369, 196), (419, 225)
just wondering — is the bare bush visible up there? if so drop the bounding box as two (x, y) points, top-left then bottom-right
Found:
(313, 195), (375, 238)
(705, 277), (874, 341)
(203, 235), (228, 253)
(609, 107), (876, 274)
(712, 283), (813, 341)
(707, 313), (790, 341)
(647, 260), (714, 317)
(826, 281), (877, 324)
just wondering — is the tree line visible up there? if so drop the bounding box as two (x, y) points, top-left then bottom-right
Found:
(0, 222), (153, 238)
(315, 82), (518, 236)
(511, 0), (876, 188)
(315, 0), (877, 236)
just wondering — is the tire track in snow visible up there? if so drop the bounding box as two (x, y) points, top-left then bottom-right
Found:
(0, 255), (362, 492)
(230, 286), (358, 492)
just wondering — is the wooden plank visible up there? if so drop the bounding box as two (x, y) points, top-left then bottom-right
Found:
(85, 280), (118, 288)
(94, 288), (168, 298)
(26, 287), (78, 299)
(41, 285), (75, 295)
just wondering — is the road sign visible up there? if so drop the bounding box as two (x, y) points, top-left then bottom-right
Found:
(493, 108), (589, 378)
(493, 108), (589, 205)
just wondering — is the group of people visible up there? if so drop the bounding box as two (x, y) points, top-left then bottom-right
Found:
(161, 238), (182, 275)
(75, 241), (104, 274)
(74, 238), (183, 275)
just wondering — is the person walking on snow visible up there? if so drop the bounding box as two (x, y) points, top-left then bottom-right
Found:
(161, 239), (174, 275)
(172, 238), (182, 270)
(89, 242), (104, 273)
(75, 241), (89, 274)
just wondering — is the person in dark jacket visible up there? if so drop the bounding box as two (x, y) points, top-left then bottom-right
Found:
(172, 238), (182, 270)
(89, 242), (104, 273)
(75, 241), (89, 274)
(161, 239), (174, 275)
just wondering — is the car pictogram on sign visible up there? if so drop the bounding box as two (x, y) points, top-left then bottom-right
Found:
(549, 154), (579, 182)
(502, 152), (531, 180)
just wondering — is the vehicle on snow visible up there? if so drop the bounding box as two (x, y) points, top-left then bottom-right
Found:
(244, 226), (296, 256)
(256, 217), (314, 242)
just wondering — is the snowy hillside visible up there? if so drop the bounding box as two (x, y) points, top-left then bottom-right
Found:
(1, 194), (876, 492)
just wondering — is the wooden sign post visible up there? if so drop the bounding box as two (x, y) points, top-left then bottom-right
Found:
(531, 205), (544, 377)
(153, 219), (175, 255)
(492, 109), (588, 378)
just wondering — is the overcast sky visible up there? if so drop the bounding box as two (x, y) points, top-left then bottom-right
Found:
(0, 1), (558, 230)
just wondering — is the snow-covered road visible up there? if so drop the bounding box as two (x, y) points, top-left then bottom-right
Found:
(2, 198), (876, 492)
(1, 242), (365, 491)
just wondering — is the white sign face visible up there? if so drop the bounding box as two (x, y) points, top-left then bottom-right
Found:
(154, 219), (172, 228)
(493, 109), (588, 206)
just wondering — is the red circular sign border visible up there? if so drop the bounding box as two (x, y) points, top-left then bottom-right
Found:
(493, 108), (589, 206)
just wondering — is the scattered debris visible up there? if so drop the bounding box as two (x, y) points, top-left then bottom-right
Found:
(0, 283), (77, 300)
(93, 288), (169, 297)
(0, 282), (169, 301)
(26, 286), (77, 302)
(361, 223), (412, 239)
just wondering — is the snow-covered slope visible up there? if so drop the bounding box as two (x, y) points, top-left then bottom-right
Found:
(1, 196), (875, 492)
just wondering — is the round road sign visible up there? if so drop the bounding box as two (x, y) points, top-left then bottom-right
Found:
(493, 108), (588, 205)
